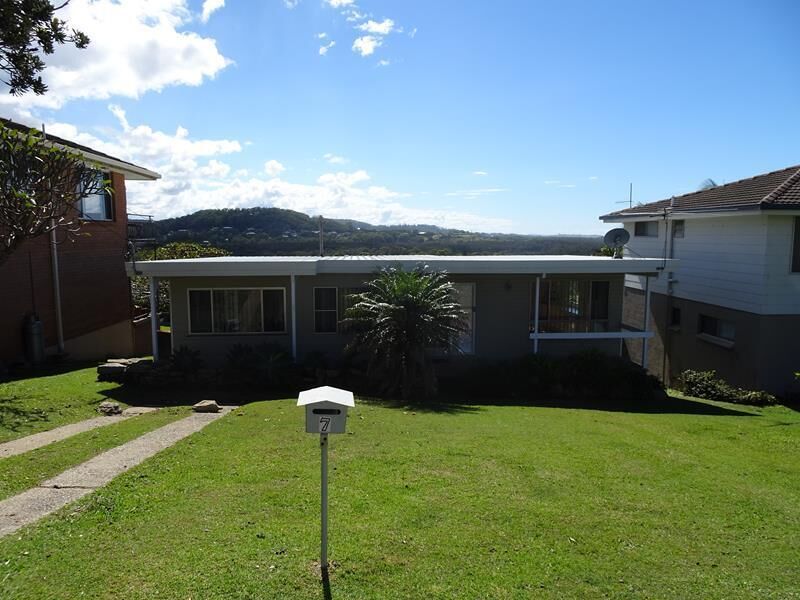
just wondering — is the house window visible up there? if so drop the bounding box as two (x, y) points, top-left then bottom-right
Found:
(670, 307), (681, 327)
(698, 314), (735, 342)
(533, 279), (611, 333)
(80, 171), (113, 221)
(188, 288), (285, 334)
(314, 287), (338, 333)
(792, 217), (800, 273)
(634, 221), (658, 237)
(672, 220), (685, 238)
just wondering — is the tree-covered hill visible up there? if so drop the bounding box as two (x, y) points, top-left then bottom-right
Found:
(140, 207), (603, 256)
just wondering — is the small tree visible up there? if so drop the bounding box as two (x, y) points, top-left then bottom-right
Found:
(343, 266), (468, 400)
(130, 242), (231, 315)
(1, 0), (90, 96)
(0, 122), (106, 267)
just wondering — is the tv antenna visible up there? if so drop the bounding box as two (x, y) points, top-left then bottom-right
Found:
(614, 182), (633, 208)
(603, 228), (630, 259)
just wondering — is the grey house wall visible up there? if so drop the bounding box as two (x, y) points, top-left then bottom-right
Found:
(168, 273), (626, 366)
(623, 288), (800, 398)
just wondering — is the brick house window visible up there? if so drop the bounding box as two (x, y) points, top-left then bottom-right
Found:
(188, 288), (285, 334)
(792, 217), (800, 273)
(80, 171), (113, 221)
(314, 287), (338, 333)
(698, 314), (735, 342)
(634, 221), (658, 237)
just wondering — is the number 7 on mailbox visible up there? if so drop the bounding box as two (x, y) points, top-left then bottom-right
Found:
(319, 416), (331, 433)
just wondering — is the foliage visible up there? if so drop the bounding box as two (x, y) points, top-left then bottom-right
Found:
(343, 266), (468, 400)
(169, 345), (203, 378)
(223, 343), (293, 388)
(130, 242), (231, 314)
(440, 350), (664, 403)
(0, 0), (89, 96)
(595, 244), (616, 257)
(150, 207), (603, 257)
(0, 122), (106, 266)
(676, 369), (777, 406)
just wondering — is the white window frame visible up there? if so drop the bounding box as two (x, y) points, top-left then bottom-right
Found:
(453, 282), (476, 355)
(634, 221), (658, 237)
(313, 286), (339, 334)
(187, 287), (287, 335)
(79, 171), (113, 222)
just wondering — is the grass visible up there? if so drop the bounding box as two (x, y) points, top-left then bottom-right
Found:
(0, 407), (189, 501)
(0, 365), (127, 443)
(1, 396), (798, 599)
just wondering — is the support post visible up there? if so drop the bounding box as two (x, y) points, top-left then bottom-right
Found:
(642, 275), (651, 369)
(49, 224), (65, 354)
(320, 433), (329, 572)
(149, 276), (159, 362)
(291, 274), (297, 360)
(533, 276), (541, 354)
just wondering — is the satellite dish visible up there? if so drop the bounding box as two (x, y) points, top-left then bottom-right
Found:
(603, 228), (630, 258)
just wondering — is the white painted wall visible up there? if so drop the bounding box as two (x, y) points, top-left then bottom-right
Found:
(620, 214), (800, 315)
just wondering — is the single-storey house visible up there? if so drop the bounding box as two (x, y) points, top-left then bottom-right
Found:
(126, 255), (675, 365)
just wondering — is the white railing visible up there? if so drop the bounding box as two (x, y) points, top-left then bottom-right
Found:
(529, 330), (653, 340)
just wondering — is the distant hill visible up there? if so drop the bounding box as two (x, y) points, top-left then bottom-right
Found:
(140, 207), (603, 256)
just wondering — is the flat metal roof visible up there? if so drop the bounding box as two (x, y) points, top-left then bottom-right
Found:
(126, 255), (675, 277)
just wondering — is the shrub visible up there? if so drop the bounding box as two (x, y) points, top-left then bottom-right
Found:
(224, 343), (293, 388)
(170, 345), (203, 377)
(676, 370), (777, 406)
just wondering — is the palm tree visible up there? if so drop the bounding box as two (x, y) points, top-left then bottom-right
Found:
(343, 266), (468, 400)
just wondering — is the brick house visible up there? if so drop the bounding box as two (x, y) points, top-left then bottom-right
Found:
(0, 119), (160, 365)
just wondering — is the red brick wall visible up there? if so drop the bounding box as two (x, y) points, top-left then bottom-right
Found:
(0, 172), (132, 362)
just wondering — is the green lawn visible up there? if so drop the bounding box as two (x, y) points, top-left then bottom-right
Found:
(0, 407), (189, 501)
(0, 365), (128, 443)
(1, 396), (798, 599)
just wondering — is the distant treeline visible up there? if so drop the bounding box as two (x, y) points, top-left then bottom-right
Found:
(139, 207), (603, 256)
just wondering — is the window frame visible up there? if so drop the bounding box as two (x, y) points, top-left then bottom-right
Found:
(79, 171), (114, 222)
(672, 219), (685, 238)
(313, 286), (339, 334)
(186, 287), (287, 335)
(634, 221), (658, 237)
(532, 278), (612, 333)
(697, 313), (736, 348)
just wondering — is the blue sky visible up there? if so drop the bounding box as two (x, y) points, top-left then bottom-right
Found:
(3, 0), (799, 234)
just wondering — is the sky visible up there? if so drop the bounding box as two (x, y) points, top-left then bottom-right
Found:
(2, 0), (799, 235)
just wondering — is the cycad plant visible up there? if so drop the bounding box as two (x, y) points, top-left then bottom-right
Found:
(343, 266), (468, 400)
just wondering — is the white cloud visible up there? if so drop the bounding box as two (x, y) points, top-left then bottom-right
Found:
(324, 0), (354, 7)
(323, 153), (348, 164)
(344, 9), (366, 22)
(589, 176), (599, 181)
(544, 180), (560, 185)
(352, 35), (381, 57)
(445, 188), (510, 198)
(357, 19), (395, 35)
(264, 160), (286, 177)
(42, 108), (513, 232)
(200, 0), (224, 23)
(408, 27), (418, 38)
(376, 59), (391, 67)
(317, 32), (328, 39)
(0, 0), (231, 111)
(319, 41), (336, 55)
(472, 171), (488, 176)
(284, 0), (300, 7)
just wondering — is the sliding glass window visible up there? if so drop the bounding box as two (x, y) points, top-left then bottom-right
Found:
(188, 288), (285, 334)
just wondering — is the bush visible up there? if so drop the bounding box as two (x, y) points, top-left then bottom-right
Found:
(224, 343), (293, 388)
(439, 350), (664, 404)
(676, 370), (777, 406)
(170, 345), (203, 377)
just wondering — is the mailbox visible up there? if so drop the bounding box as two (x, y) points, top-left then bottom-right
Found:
(298, 386), (354, 434)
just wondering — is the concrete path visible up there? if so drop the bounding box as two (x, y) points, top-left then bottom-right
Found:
(0, 407), (158, 460)
(0, 407), (233, 538)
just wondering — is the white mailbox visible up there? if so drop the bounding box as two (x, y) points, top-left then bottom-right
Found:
(298, 386), (354, 435)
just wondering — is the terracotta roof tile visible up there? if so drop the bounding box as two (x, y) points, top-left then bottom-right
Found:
(601, 164), (800, 219)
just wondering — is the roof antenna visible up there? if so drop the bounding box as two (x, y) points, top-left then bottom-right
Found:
(318, 215), (324, 257)
(614, 183), (633, 208)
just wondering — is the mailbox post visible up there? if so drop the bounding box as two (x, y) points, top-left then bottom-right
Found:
(297, 386), (354, 573)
